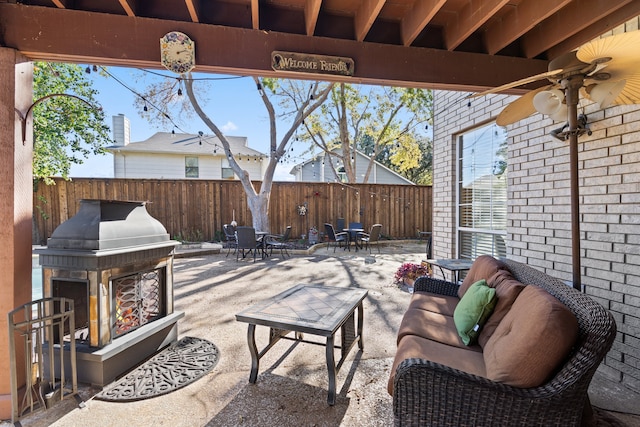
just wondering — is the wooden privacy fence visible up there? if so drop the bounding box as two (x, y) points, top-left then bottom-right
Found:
(33, 178), (432, 245)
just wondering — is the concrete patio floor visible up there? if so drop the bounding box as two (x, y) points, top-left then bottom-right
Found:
(5, 241), (640, 426)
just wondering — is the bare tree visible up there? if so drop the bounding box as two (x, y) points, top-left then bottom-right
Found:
(141, 72), (334, 232)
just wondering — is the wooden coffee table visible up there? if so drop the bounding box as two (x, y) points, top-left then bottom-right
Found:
(235, 284), (368, 405)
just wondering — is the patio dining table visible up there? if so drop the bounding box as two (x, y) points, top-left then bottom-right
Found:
(343, 228), (364, 251)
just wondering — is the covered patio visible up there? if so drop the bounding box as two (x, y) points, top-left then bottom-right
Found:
(12, 245), (640, 426)
(2, 1), (640, 423)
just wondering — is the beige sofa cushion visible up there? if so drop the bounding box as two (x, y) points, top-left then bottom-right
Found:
(396, 308), (478, 349)
(483, 285), (579, 388)
(388, 334), (486, 395)
(458, 255), (509, 299)
(478, 270), (527, 348)
(408, 291), (459, 317)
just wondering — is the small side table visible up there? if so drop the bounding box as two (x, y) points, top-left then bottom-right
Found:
(425, 258), (473, 284)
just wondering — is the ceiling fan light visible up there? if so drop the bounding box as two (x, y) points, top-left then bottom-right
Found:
(590, 80), (626, 108)
(533, 89), (565, 115)
(550, 103), (568, 122)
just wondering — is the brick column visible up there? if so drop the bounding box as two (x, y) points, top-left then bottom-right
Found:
(0, 48), (33, 420)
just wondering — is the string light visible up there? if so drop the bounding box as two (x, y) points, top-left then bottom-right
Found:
(97, 65), (421, 192)
(434, 92), (475, 116)
(99, 66), (188, 134)
(139, 67), (247, 81)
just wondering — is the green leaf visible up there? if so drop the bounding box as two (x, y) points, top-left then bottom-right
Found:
(32, 62), (111, 182)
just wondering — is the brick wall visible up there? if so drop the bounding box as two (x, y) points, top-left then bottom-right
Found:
(432, 91), (511, 259)
(433, 21), (640, 392)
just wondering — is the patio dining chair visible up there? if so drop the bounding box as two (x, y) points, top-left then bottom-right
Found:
(265, 226), (292, 258)
(358, 223), (382, 253)
(235, 226), (259, 262)
(324, 223), (348, 252)
(223, 224), (238, 257)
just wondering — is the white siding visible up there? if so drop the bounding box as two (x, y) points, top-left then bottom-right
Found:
(113, 153), (264, 180)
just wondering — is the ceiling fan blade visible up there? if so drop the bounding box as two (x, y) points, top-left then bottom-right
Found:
(584, 69), (640, 106)
(470, 69), (563, 98)
(496, 86), (553, 126)
(610, 74), (640, 105)
(577, 30), (640, 70)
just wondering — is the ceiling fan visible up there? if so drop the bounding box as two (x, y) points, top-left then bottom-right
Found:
(471, 30), (640, 291)
(474, 30), (640, 131)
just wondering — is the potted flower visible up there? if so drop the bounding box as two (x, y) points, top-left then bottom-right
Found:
(394, 262), (430, 288)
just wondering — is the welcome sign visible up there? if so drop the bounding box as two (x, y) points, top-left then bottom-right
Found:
(271, 51), (354, 76)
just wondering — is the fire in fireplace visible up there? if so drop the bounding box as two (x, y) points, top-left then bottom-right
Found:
(113, 269), (164, 337)
(36, 199), (183, 386)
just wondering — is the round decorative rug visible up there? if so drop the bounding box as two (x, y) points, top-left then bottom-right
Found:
(95, 336), (219, 402)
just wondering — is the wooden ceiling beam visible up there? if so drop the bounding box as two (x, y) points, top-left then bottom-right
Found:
(546, 0), (640, 59)
(401, 0), (446, 47)
(51, 0), (70, 8)
(251, 0), (259, 30)
(354, 0), (386, 42)
(305, 0), (322, 36)
(483, 0), (570, 55)
(444, 0), (510, 50)
(521, 0), (635, 58)
(0, 3), (549, 93)
(184, 0), (201, 23)
(118, 0), (137, 17)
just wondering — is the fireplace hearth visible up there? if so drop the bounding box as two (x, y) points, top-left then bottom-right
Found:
(36, 199), (183, 386)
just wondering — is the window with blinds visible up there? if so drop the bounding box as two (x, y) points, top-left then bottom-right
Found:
(185, 156), (199, 178)
(457, 123), (508, 259)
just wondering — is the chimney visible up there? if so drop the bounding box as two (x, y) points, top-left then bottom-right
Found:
(112, 114), (130, 146)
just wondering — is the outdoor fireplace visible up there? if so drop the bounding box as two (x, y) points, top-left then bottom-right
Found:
(36, 199), (183, 386)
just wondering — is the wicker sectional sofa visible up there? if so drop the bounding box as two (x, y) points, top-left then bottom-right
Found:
(388, 256), (617, 426)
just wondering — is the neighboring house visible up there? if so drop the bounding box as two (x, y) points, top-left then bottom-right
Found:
(108, 114), (267, 180)
(290, 150), (414, 185)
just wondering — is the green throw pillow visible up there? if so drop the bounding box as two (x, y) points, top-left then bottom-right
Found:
(454, 279), (497, 346)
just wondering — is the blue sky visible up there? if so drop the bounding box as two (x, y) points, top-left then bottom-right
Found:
(69, 66), (300, 180)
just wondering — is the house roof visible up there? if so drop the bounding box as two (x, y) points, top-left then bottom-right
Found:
(291, 149), (414, 185)
(4, 2), (640, 93)
(107, 132), (267, 157)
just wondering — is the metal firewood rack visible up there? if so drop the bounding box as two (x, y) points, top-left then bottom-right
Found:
(8, 297), (77, 422)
